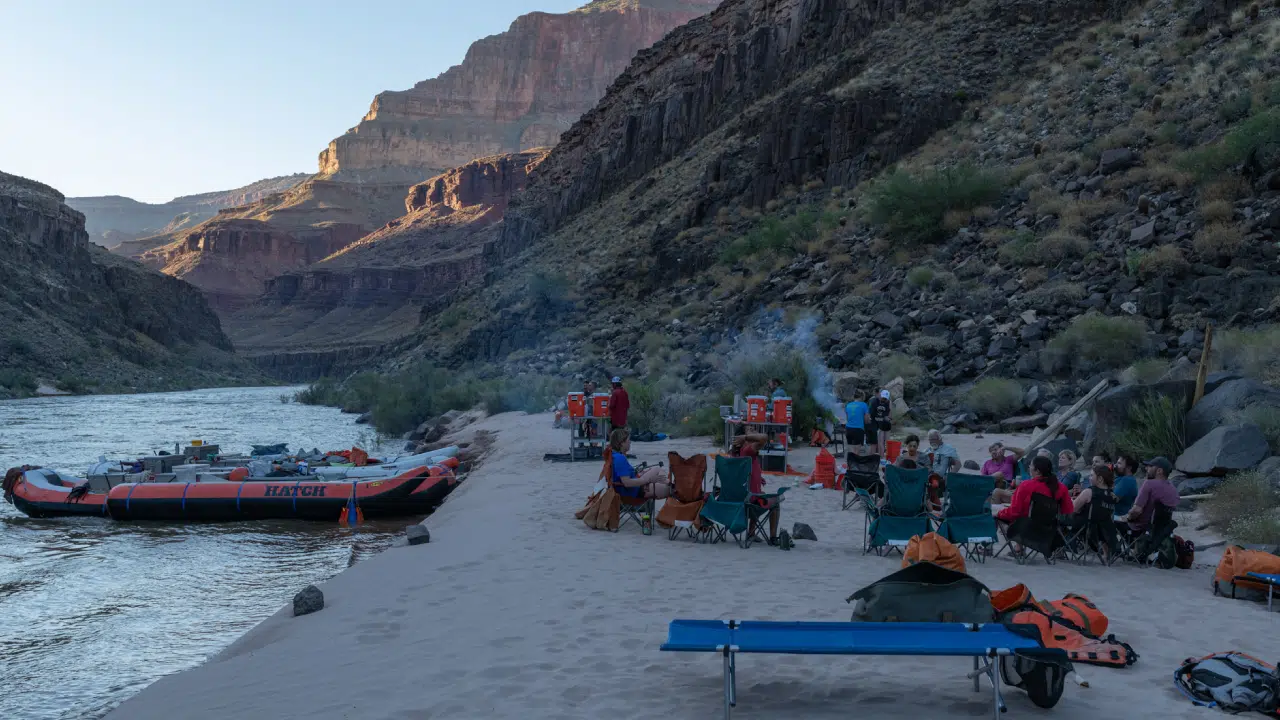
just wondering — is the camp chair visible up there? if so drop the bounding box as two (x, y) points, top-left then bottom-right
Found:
(865, 464), (931, 556)
(700, 455), (788, 548)
(610, 461), (658, 534)
(937, 473), (997, 563)
(659, 452), (709, 541)
(998, 493), (1068, 565)
(841, 452), (882, 511)
(1062, 489), (1122, 565)
(1126, 502), (1177, 566)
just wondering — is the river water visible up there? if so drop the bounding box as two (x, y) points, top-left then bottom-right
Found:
(0, 387), (410, 720)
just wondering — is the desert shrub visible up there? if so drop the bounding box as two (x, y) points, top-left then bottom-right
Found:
(910, 335), (951, 358)
(1177, 107), (1280, 180)
(1023, 281), (1086, 311)
(1120, 358), (1170, 385)
(863, 163), (1005, 245)
(1214, 325), (1280, 384)
(1239, 404), (1280, 454)
(906, 266), (936, 288)
(1111, 393), (1187, 460)
(295, 377), (346, 407)
(0, 369), (36, 394)
(1203, 471), (1280, 545)
(965, 378), (1024, 418)
(55, 375), (92, 394)
(437, 305), (470, 330)
(627, 382), (662, 434)
(997, 230), (1087, 266)
(1048, 313), (1147, 369)
(1137, 245), (1189, 278)
(1200, 199), (1234, 223)
(874, 352), (925, 393)
(720, 210), (818, 264)
(1192, 223), (1246, 260)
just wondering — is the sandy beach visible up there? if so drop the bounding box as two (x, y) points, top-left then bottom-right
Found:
(105, 413), (1274, 720)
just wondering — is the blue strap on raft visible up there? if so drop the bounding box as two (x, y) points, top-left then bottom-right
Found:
(660, 619), (1064, 720)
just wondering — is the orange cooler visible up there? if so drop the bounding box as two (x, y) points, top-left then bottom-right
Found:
(567, 392), (586, 419)
(591, 393), (610, 418)
(770, 398), (792, 425)
(745, 396), (768, 423)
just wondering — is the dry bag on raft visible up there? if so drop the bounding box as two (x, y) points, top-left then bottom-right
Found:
(991, 584), (1138, 668)
(1175, 652), (1280, 715)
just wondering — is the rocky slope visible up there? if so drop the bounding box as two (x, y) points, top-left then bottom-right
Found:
(316, 0), (719, 183)
(229, 150), (548, 379)
(68, 174), (308, 250)
(361, 0), (1280, 422)
(0, 171), (262, 397)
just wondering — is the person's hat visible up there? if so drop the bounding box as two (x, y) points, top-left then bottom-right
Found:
(879, 390), (890, 399)
(1142, 456), (1173, 474)
(611, 376), (622, 383)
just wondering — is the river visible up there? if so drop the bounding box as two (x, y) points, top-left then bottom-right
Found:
(0, 387), (410, 720)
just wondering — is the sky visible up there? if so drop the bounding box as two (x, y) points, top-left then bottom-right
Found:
(0, 0), (583, 202)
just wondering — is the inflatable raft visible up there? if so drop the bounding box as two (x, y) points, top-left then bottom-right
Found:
(3, 465), (457, 522)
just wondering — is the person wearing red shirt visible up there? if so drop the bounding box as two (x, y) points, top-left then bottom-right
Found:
(996, 455), (1072, 525)
(609, 376), (630, 430)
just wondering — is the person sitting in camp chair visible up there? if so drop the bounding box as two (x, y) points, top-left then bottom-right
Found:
(996, 456), (1072, 561)
(607, 429), (672, 500)
(1064, 464), (1122, 563)
(730, 432), (781, 545)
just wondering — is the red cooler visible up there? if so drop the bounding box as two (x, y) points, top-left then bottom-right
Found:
(567, 392), (586, 419)
(770, 397), (792, 425)
(591, 393), (610, 418)
(745, 396), (768, 423)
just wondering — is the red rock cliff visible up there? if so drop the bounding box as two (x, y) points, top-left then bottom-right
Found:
(316, 0), (719, 182)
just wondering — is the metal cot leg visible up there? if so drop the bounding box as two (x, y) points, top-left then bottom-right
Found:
(722, 649), (731, 720)
(972, 656), (980, 693)
(729, 651), (736, 707)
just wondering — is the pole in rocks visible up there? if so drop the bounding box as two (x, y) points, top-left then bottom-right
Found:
(1192, 322), (1214, 409)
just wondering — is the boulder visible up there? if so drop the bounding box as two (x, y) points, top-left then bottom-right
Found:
(1257, 456), (1280, 491)
(833, 372), (862, 401)
(1098, 147), (1137, 174)
(1186, 378), (1280, 443)
(1174, 424), (1270, 476)
(1177, 475), (1224, 495)
(1130, 221), (1156, 244)
(406, 521), (431, 546)
(872, 311), (899, 328)
(1000, 413), (1048, 431)
(293, 585), (324, 617)
(791, 522), (818, 541)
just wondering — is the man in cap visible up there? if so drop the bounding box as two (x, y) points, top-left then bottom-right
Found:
(1121, 457), (1180, 534)
(609, 376), (630, 431)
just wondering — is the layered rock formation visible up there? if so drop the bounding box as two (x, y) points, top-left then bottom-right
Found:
(229, 150), (548, 379)
(0, 171), (260, 396)
(316, 0), (719, 183)
(68, 174), (307, 249)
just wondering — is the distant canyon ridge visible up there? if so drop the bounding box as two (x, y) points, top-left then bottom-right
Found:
(63, 0), (718, 378)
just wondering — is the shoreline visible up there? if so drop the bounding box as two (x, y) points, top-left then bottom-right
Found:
(104, 412), (1269, 720)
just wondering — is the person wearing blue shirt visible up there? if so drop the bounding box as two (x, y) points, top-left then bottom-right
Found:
(607, 429), (672, 500)
(843, 389), (871, 453)
(1112, 454), (1141, 516)
(767, 377), (789, 399)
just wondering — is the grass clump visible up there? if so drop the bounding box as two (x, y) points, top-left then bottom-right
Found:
(907, 266), (936, 288)
(1214, 325), (1280, 385)
(874, 352), (925, 393)
(1137, 245), (1189, 278)
(1203, 471), (1280, 546)
(1120, 358), (1170, 385)
(864, 163), (1004, 245)
(997, 230), (1088, 266)
(1177, 107), (1280, 180)
(720, 211), (818, 265)
(1192, 223), (1246, 261)
(1239, 404), (1280, 454)
(965, 378), (1024, 418)
(1112, 393), (1187, 460)
(1048, 312), (1147, 369)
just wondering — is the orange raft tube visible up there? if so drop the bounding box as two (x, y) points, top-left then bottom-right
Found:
(5, 464), (458, 522)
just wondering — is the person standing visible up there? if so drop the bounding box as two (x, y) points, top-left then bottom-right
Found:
(609, 377), (630, 431)
(869, 389), (892, 455)
(843, 390), (871, 454)
(767, 377), (789, 399)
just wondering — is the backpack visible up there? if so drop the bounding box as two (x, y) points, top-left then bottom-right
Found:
(1175, 652), (1280, 715)
(1174, 535), (1195, 569)
(991, 585), (1138, 668)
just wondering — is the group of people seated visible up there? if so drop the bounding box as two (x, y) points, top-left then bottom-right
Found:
(603, 427), (782, 545)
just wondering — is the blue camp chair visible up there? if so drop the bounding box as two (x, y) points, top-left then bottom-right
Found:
(699, 455), (787, 548)
(865, 464), (931, 555)
(937, 473), (998, 562)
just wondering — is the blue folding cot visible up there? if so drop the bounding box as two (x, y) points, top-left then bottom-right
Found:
(660, 619), (1065, 719)
(1246, 572), (1280, 611)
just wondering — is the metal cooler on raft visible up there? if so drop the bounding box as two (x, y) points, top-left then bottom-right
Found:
(723, 395), (792, 472)
(568, 392), (610, 460)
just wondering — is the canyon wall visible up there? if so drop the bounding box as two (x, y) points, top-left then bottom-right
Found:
(316, 0), (720, 183)
(0, 170), (259, 395)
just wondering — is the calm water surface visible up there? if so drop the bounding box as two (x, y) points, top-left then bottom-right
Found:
(0, 387), (409, 720)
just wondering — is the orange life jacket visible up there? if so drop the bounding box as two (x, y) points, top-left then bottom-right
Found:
(992, 584), (1137, 667)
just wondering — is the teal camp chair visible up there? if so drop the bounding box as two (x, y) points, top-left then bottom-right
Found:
(937, 472), (998, 562)
(699, 455), (788, 548)
(865, 464), (931, 555)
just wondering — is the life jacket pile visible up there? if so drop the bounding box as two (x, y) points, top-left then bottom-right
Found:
(991, 584), (1138, 668)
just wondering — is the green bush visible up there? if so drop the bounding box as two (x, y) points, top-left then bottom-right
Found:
(997, 230), (1088, 266)
(907, 266), (936, 288)
(1178, 108), (1280, 180)
(1047, 313), (1147, 369)
(0, 369), (36, 393)
(1215, 325), (1280, 385)
(1203, 471), (1280, 546)
(965, 378), (1024, 418)
(1111, 393), (1186, 460)
(720, 210), (818, 264)
(874, 352), (925, 393)
(56, 375), (93, 394)
(864, 163), (1004, 245)
(1121, 358), (1169, 385)
(1240, 404), (1280, 454)
(627, 382), (661, 434)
